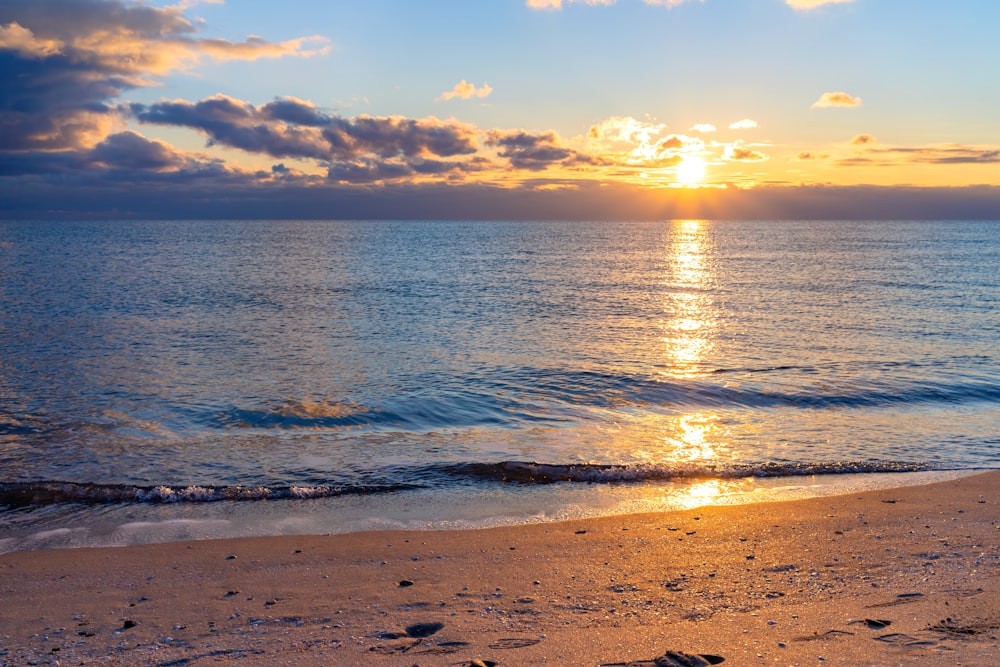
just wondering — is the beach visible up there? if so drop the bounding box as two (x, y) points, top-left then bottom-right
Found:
(1, 471), (997, 666)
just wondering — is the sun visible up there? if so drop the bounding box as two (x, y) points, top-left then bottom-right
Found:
(676, 156), (706, 185)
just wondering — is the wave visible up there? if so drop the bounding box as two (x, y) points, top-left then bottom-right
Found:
(453, 460), (931, 484)
(195, 368), (1000, 432)
(507, 368), (1000, 411)
(0, 460), (933, 507)
(0, 481), (419, 508)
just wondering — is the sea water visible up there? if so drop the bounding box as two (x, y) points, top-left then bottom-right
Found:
(1, 220), (997, 551)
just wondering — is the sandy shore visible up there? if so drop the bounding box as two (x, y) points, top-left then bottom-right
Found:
(1, 472), (997, 666)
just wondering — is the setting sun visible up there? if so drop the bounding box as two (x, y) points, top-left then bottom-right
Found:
(676, 156), (707, 185)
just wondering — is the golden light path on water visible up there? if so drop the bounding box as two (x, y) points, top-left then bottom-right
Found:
(576, 219), (982, 515)
(584, 219), (742, 510)
(656, 220), (725, 506)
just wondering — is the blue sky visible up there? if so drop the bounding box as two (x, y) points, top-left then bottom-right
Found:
(2, 0), (999, 219)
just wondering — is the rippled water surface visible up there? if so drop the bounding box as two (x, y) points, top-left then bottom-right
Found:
(1, 220), (997, 549)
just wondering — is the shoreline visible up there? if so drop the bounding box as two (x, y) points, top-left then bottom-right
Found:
(2, 471), (998, 666)
(0, 468), (985, 555)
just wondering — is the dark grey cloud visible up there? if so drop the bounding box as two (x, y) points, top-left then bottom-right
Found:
(5, 156), (999, 222)
(0, 49), (123, 151)
(0, 1), (193, 50)
(485, 130), (597, 171)
(261, 97), (329, 127)
(0, 0), (324, 152)
(325, 155), (481, 184)
(87, 131), (212, 171)
(130, 96), (481, 166)
(839, 145), (1000, 167)
(130, 97), (333, 161)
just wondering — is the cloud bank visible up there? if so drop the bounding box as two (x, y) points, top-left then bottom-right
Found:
(0, 0), (326, 152)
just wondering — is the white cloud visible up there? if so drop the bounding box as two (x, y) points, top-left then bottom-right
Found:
(439, 80), (493, 101)
(812, 91), (862, 108)
(690, 123), (716, 133)
(728, 118), (758, 130)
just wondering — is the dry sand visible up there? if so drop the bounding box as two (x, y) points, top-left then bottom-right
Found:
(1, 472), (998, 666)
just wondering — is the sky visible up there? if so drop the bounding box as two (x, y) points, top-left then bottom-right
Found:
(2, 0), (999, 220)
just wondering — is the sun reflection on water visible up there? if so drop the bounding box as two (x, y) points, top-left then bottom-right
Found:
(675, 479), (724, 509)
(597, 220), (736, 504)
(661, 220), (715, 379)
(669, 412), (718, 460)
(655, 221), (728, 478)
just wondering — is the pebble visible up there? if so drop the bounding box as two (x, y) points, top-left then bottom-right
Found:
(405, 622), (444, 638)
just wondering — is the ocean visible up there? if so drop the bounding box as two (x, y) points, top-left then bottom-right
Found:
(1, 219), (997, 552)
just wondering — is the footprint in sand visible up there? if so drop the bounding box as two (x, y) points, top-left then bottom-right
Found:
(874, 633), (937, 647)
(488, 638), (541, 649)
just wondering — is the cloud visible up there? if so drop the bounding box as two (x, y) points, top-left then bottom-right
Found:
(690, 123), (717, 133)
(723, 140), (768, 162)
(796, 151), (828, 161)
(812, 91), (862, 108)
(653, 134), (703, 156)
(486, 129), (600, 171)
(728, 118), (758, 130)
(588, 116), (665, 145)
(5, 173), (999, 222)
(439, 80), (493, 101)
(786, 0), (855, 10)
(841, 144), (1000, 166)
(851, 134), (876, 145)
(0, 1), (327, 75)
(0, 0), (327, 152)
(585, 116), (703, 170)
(130, 95), (481, 167)
(87, 130), (205, 171)
(0, 22), (62, 57)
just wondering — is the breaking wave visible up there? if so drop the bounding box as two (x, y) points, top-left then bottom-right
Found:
(0, 459), (932, 508)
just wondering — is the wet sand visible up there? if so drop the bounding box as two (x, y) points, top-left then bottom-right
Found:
(1, 471), (998, 666)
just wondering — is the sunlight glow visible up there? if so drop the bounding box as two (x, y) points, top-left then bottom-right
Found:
(661, 219), (715, 377)
(675, 479), (724, 510)
(676, 156), (706, 185)
(671, 413), (719, 461)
